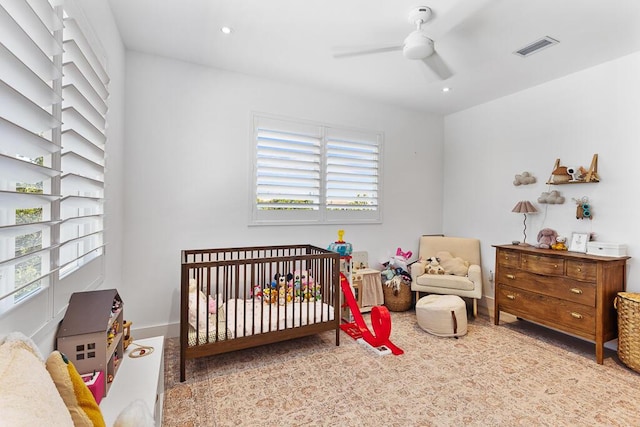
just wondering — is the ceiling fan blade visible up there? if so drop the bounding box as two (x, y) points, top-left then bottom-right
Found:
(333, 45), (402, 59)
(421, 52), (453, 80)
(427, 0), (493, 38)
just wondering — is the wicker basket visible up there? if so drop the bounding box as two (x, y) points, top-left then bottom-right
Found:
(383, 283), (412, 312)
(615, 292), (640, 373)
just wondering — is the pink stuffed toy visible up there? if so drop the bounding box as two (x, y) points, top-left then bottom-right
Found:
(208, 295), (217, 314)
(537, 228), (558, 249)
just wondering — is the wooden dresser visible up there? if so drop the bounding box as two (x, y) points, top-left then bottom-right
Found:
(493, 244), (629, 364)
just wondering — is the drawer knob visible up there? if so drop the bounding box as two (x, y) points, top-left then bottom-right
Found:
(505, 256), (509, 260)
(577, 267), (582, 272)
(506, 295), (516, 300)
(570, 288), (583, 295)
(571, 312), (583, 319)
(506, 274), (515, 279)
(554, 264), (558, 268)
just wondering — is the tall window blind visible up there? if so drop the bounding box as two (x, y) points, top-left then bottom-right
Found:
(0, 0), (108, 314)
(59, 10), (108, 276)
(252, 114), (382, 225)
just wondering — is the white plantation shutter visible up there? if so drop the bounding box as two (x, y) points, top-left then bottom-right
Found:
(58, 7), (108, 275)
(252, 115), (382, 225)
(0, 0), (108, 313)
(0, 0), (61, 309)
(326, 130), (379, 211)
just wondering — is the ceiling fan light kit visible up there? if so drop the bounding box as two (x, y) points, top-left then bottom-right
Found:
(403, 31), (434, 60)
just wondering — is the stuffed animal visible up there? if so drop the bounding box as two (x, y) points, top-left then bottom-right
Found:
(271, 273), (293, 289)
(425, 257), (445, 275)
(537, 228), (558, 249)
(293, 270), (314, 290)
(251, 284), (263, 300)
(188, 279), (217, 331)
(551, 236), (568, 251)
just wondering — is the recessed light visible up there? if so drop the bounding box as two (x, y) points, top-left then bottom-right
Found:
(220, 26), (233, 35)
(442, 87), (451, 93)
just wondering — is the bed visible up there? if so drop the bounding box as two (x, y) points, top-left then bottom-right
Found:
(180, 244), (341, 381)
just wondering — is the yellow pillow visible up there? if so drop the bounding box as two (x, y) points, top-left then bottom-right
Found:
(46, 351), (106, 427)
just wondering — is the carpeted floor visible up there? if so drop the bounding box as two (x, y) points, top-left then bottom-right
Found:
(161, 311), (640, 426)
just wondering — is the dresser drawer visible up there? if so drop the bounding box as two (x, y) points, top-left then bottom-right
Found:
(521, 254), (565, 276)
(497, 269), (595, 306)
(497, 250), (520, 268)
(566, 260), (597, 281)
(497, 285), (595, 335)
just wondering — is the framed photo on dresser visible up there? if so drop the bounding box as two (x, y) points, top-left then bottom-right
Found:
(569, 232), (589, 253)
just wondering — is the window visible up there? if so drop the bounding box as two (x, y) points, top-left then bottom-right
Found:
(0, 0), (108, 314)
(252, 114), (382, 225)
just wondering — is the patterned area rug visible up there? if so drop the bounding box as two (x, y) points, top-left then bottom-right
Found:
(162, 311), (640, 426)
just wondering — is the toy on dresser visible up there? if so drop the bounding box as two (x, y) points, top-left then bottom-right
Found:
(551, 236), (568, 251)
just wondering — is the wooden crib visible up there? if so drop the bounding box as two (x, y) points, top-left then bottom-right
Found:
(180, 244), (341, 381)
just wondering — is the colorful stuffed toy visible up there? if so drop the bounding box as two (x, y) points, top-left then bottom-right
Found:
(551, 236), (568, 251)
(425, 257), (445, 275)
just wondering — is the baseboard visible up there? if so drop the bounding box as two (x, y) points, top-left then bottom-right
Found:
(131, 322), (180, 341)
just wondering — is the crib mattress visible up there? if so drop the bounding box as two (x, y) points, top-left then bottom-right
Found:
(188, 299), (334, 345)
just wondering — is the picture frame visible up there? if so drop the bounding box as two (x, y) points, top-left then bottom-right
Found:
(569, 232), (589, 253)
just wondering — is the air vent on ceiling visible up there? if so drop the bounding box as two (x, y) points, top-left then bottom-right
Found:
(514, 36), (559, 57)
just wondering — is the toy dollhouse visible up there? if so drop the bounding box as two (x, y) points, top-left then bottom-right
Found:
(56, 289), (124, 396)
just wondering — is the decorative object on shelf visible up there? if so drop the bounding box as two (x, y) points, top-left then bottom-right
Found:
(513, 171), (536, 186)
(573, 196), (592, 220)
(546, 154), (600, 184)
(512, 200), (538, 246)
(537, 190), (565, 204)
(551, 236), (568, 251)
(568, 232), (589, 253)
(550, 164), (571, 183)
(123, 321), (133, 350)
(536, 228), (558, 249)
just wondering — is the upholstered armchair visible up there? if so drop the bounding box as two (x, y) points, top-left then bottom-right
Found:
(410, 235), (482, 317)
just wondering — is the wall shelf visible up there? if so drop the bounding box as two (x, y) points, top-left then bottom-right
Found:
(546, 154), (599, 184)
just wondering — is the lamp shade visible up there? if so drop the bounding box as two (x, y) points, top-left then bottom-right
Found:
(512, 200), (538, 214)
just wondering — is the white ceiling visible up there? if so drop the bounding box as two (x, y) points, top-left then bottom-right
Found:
(107, 0), (640, 115)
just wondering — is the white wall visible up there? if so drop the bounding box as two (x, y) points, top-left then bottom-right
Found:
(122, 51), (444, 335)
(443, 51), (640, 302)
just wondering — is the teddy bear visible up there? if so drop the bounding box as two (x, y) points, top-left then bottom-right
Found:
(537, 228), (558, 249)
(551, 236), (568, 251)
(425, 257), (445, 275)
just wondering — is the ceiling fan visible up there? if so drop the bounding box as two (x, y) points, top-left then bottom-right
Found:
(332, 4), (486, 80)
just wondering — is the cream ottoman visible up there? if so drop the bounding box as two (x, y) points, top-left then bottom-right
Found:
(416, 295), (467, 337)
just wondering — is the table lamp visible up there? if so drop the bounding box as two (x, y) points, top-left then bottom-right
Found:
(512, 200), (538, 246)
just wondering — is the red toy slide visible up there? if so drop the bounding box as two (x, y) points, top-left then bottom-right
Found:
(340, 273), (403, 355)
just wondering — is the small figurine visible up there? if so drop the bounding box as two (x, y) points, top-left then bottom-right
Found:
(551, 236), (568, 251)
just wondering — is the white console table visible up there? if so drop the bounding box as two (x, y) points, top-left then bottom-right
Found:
(100, 336), (165, 425)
